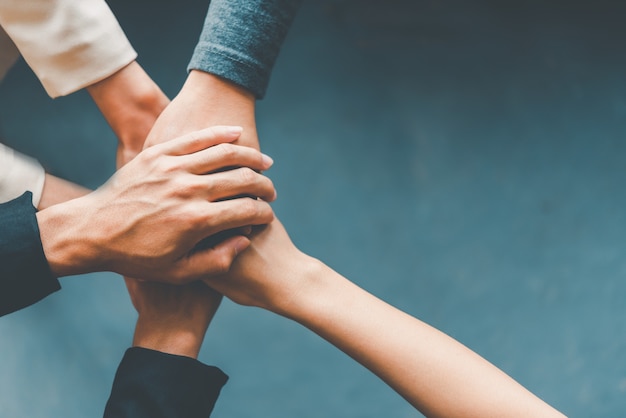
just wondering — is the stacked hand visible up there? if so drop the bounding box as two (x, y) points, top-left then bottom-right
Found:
(38, 126), (275, 282)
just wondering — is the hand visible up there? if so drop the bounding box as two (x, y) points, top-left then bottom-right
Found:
(86, 61), (170, 165)
(203, 220), (319, 316)
(126, 277), (222, 359)
(144, 70), (259, 151)
(37, 126), (276, 282)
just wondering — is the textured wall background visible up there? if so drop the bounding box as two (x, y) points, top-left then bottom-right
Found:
(1, 1), (626, 416)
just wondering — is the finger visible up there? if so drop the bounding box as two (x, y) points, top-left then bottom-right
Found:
(159, 126), (243, 156)
(203, 167), (277, 202)
(192, 198), (275, 240)
(182, 142), (274, 174)
(177, 235), (251, 281)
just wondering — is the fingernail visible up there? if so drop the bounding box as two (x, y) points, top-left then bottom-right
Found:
(262, 153), (274, 167)
(225, 126), (244, 137)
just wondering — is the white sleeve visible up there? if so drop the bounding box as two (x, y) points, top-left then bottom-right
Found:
(0, 0), (137, 98)
(0, 143), (45, 207)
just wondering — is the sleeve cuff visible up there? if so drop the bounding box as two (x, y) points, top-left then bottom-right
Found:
(0, 192), (60, 317)
(104, 347), (228, 418)
(187, 0), (302, 99)
(0, 0), (137, 97)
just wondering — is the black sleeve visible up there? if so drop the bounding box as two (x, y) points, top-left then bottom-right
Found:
(103, 347), (229, 418)
(0, 192), (60, 317)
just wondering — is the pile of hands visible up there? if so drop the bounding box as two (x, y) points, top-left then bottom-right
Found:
(114, 72), (315, 360)
(38, 65), (319, 360)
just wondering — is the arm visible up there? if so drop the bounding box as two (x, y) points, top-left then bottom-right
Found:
(104, 281), (228, 418)
(0, 127), (275, 318)
(0, 0), (136, 98)
(204, 221), (566, 418)
(0, 0), (168, 159)
(143, 0), (302, 151)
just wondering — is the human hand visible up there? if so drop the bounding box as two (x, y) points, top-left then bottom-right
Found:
(126, 277), (222, 359)
(86, 61), (170, 166)
(203, 220), (320, 316)
(144, 70), (259, 151)
(37, 126), (276, 282)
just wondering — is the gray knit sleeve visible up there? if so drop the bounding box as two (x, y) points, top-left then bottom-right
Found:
(188, 0), (302, 99)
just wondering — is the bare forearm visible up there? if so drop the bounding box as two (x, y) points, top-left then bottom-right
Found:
(283, 261), (565, 418)
(37, 173), (90, 210)
(144, 70), (258, 151)
(87, 61), (169, 164)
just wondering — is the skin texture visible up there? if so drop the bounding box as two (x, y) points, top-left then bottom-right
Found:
(144, 71), (259, 151)
(37, 173), (90, 210)
(86, 61), (170, 165)
(36, 126), (276, 282)
(122, 69), (262, 357)
(126, 279), (223, 359)
(86, 63), (264, 359)
(204, 220), (567, 418)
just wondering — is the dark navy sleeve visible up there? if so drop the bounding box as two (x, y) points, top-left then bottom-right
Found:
(104, 347), (229, 418)
(188, 0), (302, 99)
(0, 192), (60, 317)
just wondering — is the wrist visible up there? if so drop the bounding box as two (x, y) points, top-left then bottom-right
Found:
(269, 255), (330, 320)
(177, 71), (259, 150)
(87, 61), (169, 150)
(37, 174), (90, 210)
(184, 70), (254, 102)
(36, 195), (101, 277)
(133, 317), (206, 359)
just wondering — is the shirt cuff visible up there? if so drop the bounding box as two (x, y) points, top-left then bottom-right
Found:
(0, 0), (137, 97)
(187, 0), (302, 99)
(0, 192), (60, 317)
(104, 347), (228, 418)
(0, 142), (45, 207)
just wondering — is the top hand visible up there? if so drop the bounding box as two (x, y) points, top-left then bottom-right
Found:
(37, 126), (276, 283)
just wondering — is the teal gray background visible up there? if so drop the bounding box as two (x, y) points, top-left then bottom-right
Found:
(1, 1), (625, 416)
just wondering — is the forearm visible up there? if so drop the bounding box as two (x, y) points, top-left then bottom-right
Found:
(37, 173), (90, 210)
(87, 61), (169, 164)
(144, 70), (258, 151)
(0, 0), (137, 98)
(130, 282), (222, 359)
(189, 0), (302, 99)
(283, 260), (565, 418)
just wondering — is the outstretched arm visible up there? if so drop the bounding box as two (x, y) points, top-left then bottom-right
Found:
(204, 221), (565, 418)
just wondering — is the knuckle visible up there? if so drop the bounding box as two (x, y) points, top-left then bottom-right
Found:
(152, 156), (178, 175)
(215, 143), (237, 160)
(263, 176), (275, 193)
(234, 198), (259, 220)
(184, 205), (207, 228)
(140, 146), (161, 161)
(258, 201), (275, 222)
(212, 254), (232, 275)
(239, 167), (257, 183)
